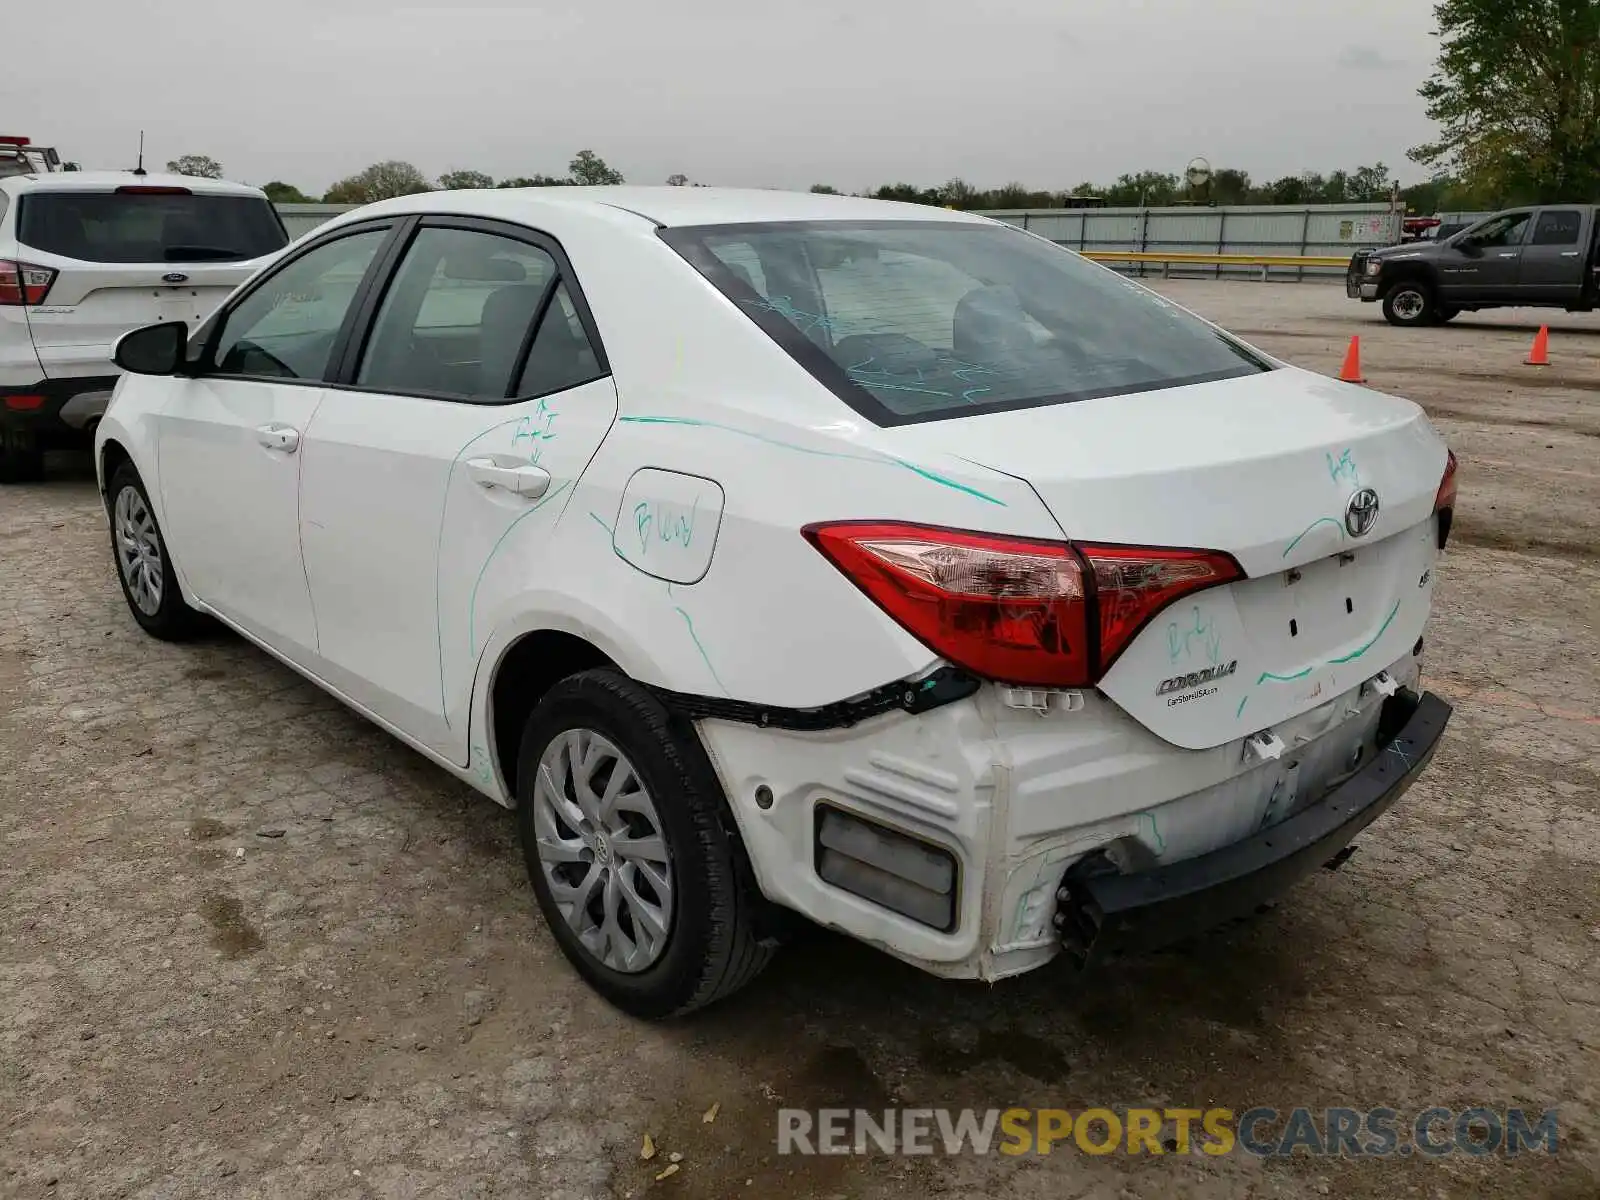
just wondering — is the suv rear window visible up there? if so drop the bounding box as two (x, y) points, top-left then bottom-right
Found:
(17, 191), (288, 264)
(660, 220), (1270, 426)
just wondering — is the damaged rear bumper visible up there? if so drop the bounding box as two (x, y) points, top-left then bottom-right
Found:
(1056, 688), (1451, 967)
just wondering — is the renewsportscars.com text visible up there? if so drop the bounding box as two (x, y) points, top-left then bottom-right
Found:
(777, 1106), (1559, 1158)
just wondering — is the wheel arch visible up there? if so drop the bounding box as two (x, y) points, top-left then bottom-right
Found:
(472, 603), (678, 806)
(1379, 262), (1438, 296)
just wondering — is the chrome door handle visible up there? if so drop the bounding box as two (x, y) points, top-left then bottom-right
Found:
(255, 424), (300, 453)
(1497, 252), (1519, 258)
(465, 457), (551, 499)
(1561, 251), (1581, 257)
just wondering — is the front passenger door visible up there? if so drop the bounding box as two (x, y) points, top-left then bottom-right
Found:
(155, 224), (396, 661)
(1441, 211), (1532, 303)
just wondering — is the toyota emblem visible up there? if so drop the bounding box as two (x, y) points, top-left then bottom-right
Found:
(1345, 488), (1381, 538)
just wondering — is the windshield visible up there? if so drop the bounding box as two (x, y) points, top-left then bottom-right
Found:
(17, 191), (288, 264)
(661, 219), (1270, 426)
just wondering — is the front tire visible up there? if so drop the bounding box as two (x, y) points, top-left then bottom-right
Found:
(107, 464), (201, 640)
(515, 669), (775, 1019)
(1382, 282), (1436, 326)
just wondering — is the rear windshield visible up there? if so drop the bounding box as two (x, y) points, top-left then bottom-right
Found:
(17, 191), (288, 264)
(660, 220), (1270, 426)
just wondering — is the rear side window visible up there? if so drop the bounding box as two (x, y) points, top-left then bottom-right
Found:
(661, 220), (1270, 426)
(1532, 211), (1582, 246)
(356, 226), (604, 401)
(16, 191), (288, 264)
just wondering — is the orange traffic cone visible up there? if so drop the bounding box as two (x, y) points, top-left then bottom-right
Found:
(1526, 325), (1550, 366)
(1339, 336), (1366, 383)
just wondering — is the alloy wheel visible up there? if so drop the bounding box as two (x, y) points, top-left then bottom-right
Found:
(531, 728), (675, 973)
(114, 486), (164, 615)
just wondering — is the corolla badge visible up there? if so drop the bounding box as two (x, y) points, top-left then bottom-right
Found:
(1345, 487), (1381, 538)
(161, 272), (189, 283)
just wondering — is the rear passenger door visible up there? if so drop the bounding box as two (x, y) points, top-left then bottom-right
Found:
(296, 217), (618, 762)
(1517, 209), (1588, 303)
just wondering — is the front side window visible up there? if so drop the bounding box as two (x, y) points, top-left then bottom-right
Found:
(1463, 213), (1532, 249)
(17, 190), (287, 263)
(661, 220), (1270, 425)
(210, 227), (389, 381)
(356, 227), (568, 400)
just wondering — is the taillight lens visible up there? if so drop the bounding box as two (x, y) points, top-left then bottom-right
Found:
(1082, 544), (1243, 669)
(804, 521), (1242, 688)
(0, 259), (57, 306)
(1433, 448), (1458, 549)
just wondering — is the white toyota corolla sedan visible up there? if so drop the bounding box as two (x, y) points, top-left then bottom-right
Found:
(95, 187), (1456, 1018)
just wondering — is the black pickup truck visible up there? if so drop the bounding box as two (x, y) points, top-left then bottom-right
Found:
(1348, 205), (1600, 326)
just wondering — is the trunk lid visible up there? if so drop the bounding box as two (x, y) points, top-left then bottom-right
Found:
(877, 366), (1448, 748)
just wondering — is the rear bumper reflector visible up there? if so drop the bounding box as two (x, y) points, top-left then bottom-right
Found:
(1055, 688), (1452, 967)
(814, 803), (959, 932)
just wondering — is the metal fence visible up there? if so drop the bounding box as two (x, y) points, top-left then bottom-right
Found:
(277, 204), (356, 240)
(982, 204), (1400, 279)
(274, 200), (1402, 279)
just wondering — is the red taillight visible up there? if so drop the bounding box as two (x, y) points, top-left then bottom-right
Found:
(1433, 448), (1458, 549)
(1434, 449), (1458, 513)
(1080, 544), (1243, 670)
(114, 185), (191, 195)
(804, 522), (1242, 688)
(3, 395), (45, 411)
(0, 260), (57, 306)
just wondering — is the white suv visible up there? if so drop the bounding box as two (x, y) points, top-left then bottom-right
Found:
(1, 170), (288, 480)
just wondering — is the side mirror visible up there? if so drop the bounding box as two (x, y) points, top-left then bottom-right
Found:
(114, 321), (188, 376)
(1457, 240), (1482, 257)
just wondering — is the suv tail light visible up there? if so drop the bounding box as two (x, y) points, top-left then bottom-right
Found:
(1434, 449), (1458, 549)
(804, 521), (1241, 688)
(114, 185), (192, 195)
(0, 259), (57, 306)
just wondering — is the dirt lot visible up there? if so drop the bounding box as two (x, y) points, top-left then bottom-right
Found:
(2, 281), (1598, 1200)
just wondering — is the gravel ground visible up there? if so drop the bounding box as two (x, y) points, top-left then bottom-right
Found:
(2, 280), (1597, 1200)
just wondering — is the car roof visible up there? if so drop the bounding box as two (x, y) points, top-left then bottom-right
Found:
(0, 170), (268, 197)
(355, 186), (998, 230)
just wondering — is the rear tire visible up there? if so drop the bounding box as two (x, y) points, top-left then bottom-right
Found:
(515, 669), (775, 1019)
(0, 431), (45, 483)
(1382, 282), (1435, 326)
(107, 463), (202, 640)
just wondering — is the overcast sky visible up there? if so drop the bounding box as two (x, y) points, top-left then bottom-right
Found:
(10, 0), (1440, 194)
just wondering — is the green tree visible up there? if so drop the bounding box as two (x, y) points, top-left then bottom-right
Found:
(666, 173), (691, 186)
(1411, 0), (1600, 203)
(569, 150), (623, 185)
(498, 174), (570, 188)
(166, 154), (223, 179)
(809, 183), (840, 194)
(1347, 163), (1394, 202)
(1103, 171), (1180, 206)
(1263, 175), (1309, 205)
(261, 181), (312, 203)
(439, 169), (495, 190)
(1210, 168), (1253, 205)
(324, 161), (433, 203)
